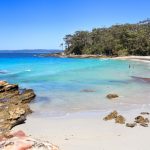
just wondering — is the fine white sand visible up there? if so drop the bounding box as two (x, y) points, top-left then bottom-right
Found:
(113, 56), (150, 63)
(14, 110), (150, 150)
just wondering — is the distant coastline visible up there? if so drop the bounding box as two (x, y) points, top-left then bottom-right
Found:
(39, 52), (105, 58)
(39, 52), (150, 63)
(0, 49), (62, 53)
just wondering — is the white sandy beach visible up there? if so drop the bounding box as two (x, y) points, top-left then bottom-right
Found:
(14, 109), (150, 150)
(113, 56), (150, 63)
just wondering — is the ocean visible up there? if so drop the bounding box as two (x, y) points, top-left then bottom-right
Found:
(0, 50), (150, 117)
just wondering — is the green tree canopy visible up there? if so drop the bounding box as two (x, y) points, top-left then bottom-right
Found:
(64, 19), (150, 56)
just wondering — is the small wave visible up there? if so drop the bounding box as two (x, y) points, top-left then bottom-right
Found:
(14, 69), (31, 74)
(99, 58), (109, 61)
(4, 69), (32, 77)
(25, 69), (31, 72)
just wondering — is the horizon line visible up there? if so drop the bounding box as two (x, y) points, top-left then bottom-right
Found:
(0, 49), (62, 51)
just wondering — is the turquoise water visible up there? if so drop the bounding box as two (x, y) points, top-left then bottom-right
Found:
(0, 52), (150, 116)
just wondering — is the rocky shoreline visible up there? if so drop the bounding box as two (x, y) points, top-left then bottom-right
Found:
(0, 81), (36, 136)
(39, 52), (108, 58)
(39, 53), (150, 62)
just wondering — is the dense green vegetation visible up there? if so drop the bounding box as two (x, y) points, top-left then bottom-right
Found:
(63, 19), (150, 56)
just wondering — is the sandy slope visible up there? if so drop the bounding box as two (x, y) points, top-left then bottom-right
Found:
(13, 110), (150, 150)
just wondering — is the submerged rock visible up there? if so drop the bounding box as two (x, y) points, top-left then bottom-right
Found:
(131, 76), (150, 83)
(106, 94), (119, 99)
(0, 81), (36, 135)
(80, 89), (96, 92)
(0, 71), (7, 74)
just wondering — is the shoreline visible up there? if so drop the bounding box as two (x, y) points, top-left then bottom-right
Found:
(112, 56), (150, 63)
(13, 108), (150, 150)
(39, 53), (150, 62)
(39, 53), (105, 58)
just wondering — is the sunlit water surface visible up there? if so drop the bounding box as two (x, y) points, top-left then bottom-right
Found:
(0, 52), (150, 117)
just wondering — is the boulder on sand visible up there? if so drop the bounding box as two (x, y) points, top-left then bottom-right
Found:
(103, 111), (118, 121)
(135, 116), (149, 127)
(126, 123), (137, 128)
(115, 115), (126, 124)
(140, 112), (150, 115)
(103, 111), (126, 124)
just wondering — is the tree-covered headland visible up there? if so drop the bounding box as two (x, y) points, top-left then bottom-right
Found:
(63, 19), (150, 56)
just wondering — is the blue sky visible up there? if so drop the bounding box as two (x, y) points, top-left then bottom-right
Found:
(0, 0), (149, 50)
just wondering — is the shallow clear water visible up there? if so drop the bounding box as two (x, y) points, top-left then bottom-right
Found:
(0, 52), (150, 116)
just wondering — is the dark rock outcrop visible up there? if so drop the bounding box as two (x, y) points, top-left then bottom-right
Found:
(0, 81), (36, 135)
